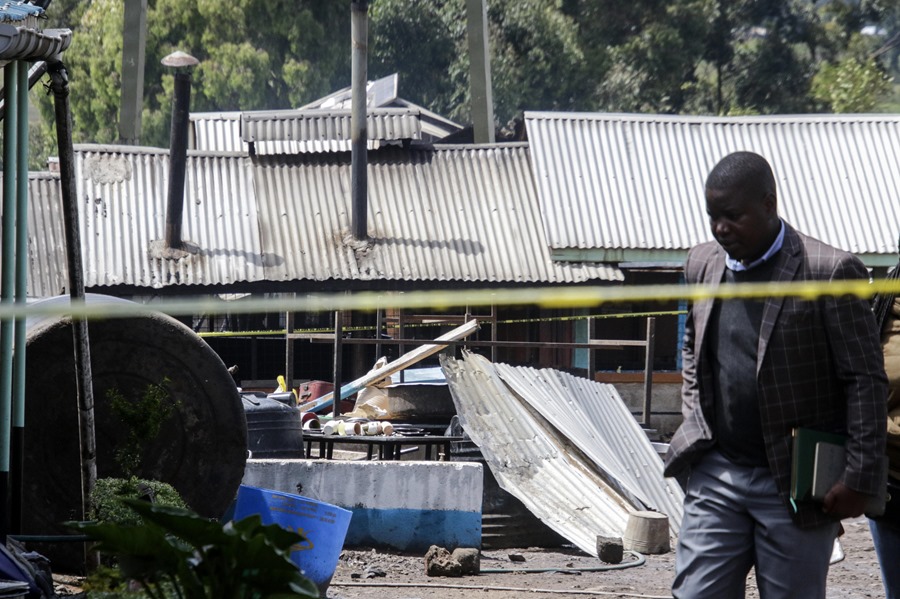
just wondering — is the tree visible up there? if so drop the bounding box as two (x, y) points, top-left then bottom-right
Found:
(370, 0), (591, 127)
(33, 0), (350, 157)
(25, 0), (900, 170)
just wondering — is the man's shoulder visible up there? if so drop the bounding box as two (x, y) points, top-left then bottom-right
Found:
(789, 227), (865, 273)
(686, 240), (721, 260)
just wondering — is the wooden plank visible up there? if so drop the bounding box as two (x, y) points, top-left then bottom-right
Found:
(299, 319), (480, 413)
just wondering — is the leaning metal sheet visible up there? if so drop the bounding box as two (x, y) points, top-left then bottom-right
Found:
(441, 351), (635, 556)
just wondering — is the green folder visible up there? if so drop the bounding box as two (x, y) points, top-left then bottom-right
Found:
(790, 427), (847, 503)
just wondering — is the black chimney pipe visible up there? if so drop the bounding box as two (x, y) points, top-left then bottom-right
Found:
(165, 72), (190, 249)
(161, 51), (198, 250)
(350, 0), (368, 240)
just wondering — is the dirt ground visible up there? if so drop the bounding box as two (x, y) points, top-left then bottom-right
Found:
(49, 515), (886, 598)
(324, 516), (887, 599)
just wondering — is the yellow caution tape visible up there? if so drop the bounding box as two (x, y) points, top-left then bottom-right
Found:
(10, 277), (900, 321)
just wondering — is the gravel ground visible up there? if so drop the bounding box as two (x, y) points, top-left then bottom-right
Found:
(325, 516), (887, 599)
(50, 515), (887, 598)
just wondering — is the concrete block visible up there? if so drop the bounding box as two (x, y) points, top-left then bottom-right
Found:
(243, 459), (483, 552)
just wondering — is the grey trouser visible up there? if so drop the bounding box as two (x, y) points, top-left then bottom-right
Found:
(673, 450), (839, 599)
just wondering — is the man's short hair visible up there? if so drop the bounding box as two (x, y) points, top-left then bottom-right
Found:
(706, 151), (776, 197)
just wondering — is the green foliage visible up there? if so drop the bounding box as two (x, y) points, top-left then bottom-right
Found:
(812, 54), (893, 112)
(33, 0), (349, 153)
(106, 378), (178, 477)
(68, 499), (319, 599)
(25, 0), (900, 164)
(90, 477), (188, 527)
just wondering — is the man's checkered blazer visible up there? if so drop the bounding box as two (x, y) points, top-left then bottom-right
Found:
(664, 222), (888, 528)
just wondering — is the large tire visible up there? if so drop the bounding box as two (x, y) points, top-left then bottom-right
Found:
(22, 295), (247, 573)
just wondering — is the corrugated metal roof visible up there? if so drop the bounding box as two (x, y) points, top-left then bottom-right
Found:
(189, 111), (243, 153)
(242, 107), (421, 144)
(491, 361), (683, 535)
(525, 112), (900, 263)
(253, 144), (621, 285)
(0, 172), (69, 298)
(0, 3), (71, 66)
(75, 146), (263, 289)
(190, 108), (425, 155)
(441, 351), (638, 554)
(47, 142), (619, 293)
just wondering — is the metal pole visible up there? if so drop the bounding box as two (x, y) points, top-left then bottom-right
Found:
(374, 308), (383, 359)
(165, 71), (191, 249)
(0, 61), (19, 542)
(466, 0), (495, 143)
(48, 59), (97, 535)
(10, 61), (29, 535)
(642, 317), (656, 426)
(332, 311), (343, 419)
(587, 317), (595, 382)
(350, 0), (368, 240)
(285, 305), (294, 402)
(119, 0), (148, 144)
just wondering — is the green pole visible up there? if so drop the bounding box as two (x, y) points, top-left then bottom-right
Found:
(11, 60), (29, 535)
(0, 61), (20, 541)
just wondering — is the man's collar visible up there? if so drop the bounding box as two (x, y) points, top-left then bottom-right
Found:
(725, 220), (785, 272)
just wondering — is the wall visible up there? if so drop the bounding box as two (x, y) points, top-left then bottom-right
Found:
(243, 459), (483, 552)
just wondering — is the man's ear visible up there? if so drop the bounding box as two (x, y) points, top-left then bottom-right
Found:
(763, 192), (777, 215)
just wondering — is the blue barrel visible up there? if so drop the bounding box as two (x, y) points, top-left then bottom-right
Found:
(232, 485), (352, 597)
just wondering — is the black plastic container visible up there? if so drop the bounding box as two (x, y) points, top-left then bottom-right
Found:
(242, 392), (305, 458)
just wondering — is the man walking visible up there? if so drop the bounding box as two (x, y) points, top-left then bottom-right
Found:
(664, 151), (887, 598)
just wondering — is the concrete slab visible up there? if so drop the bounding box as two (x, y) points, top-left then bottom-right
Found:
(243, 459), (483, 552)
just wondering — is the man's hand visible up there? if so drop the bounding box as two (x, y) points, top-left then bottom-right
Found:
(822, 482), (870, 519)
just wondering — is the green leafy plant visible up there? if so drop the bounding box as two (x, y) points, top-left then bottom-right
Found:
(90, 477), (188, 527)
(106, 378), (178, 476)
(68, 499), (319, 599)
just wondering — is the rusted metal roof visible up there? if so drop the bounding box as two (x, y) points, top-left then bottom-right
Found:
(526, 112), (900, 266)
(442, 351), (682, 554)
(16, 142), (620, 295)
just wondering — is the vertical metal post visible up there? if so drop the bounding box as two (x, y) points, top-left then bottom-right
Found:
(587, 317), (595, 383)
(48, 60), (98, 546)
(350, 0), (368, 240)
(466, 0), (495, 143)
(284, 305), (294, 403)
(0, 61), (19, 541)
(398, 310), (406, 383)
(119, 0), (148, 144)
(642, 317), (656, 426)
(490, 304), (497, 362)
(332, 311), (343, 419)
(374, 308), (383, 359)
(10, 61), (29, 534)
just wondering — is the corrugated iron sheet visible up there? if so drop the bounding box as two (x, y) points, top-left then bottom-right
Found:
(254, 144), (622, 285)
(491, 361), (683, 535)
(52, 143), (619, 292)
(189, 112), (244, 153)
(441, 351), (638, 555)
(525, 112), (900, 259)
(75, 145), (263, 289)
(190, 108), (422, 155)
(242, 107), (421, 144)
(0, 173), (69, 298)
